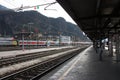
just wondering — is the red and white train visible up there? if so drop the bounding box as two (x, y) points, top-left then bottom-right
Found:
(18, 40), (57, 46)
(0, 37), (92, 46)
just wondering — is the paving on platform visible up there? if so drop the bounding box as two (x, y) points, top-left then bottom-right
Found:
(48, 46), (120, 80)
(0, 46), (74, 59)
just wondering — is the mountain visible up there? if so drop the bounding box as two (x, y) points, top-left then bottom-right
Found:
(0, 10), (90, 41)
(0, 5), (8, 10)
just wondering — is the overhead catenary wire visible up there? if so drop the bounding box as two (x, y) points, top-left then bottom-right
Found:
(13, 1), (57, 12)
(44, 2), (57, 11)
(0, 1), (57, 12)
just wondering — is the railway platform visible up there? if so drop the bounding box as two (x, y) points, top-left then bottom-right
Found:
(0, 46), (74, 59)
(44, 46), (120, 80)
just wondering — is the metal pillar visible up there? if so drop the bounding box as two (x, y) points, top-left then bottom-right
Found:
(115, 33), (120, 62)
(99, 40), (103, 61)
(103, 39), (105, 50)
(93, 40), (98, 53)
(108, 35), (113, 56)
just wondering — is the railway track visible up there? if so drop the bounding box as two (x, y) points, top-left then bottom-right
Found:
(0, 46), (59, 51)
(0, 48), (74, 68)
(0, 47), (87, 80)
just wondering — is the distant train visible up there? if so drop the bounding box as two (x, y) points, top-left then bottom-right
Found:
(0, 40), (92, 46)
(0, 37), (17, 46)
(18, 40), (58, 46)
(0, 40), (57, 46)
(0, 39), (67, 46)
(0, 37), (92, 46)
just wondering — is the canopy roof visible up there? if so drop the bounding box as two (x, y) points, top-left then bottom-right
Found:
(57, 0), (120, 41)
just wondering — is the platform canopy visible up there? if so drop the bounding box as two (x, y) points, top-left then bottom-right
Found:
(57, 0), (120, 41)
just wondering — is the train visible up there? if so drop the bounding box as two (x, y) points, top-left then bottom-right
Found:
(0, 39), (68, 46)
(18, 40), (58, 46)
(0, 40), (57, 46)
(0, 37), (17, 46)
(0, 37), (92, 46)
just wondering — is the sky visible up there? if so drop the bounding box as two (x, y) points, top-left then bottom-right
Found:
(0, 0), (76, 24)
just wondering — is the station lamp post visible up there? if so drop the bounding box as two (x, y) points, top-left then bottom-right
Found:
(28, 22), (34, 40)
(34, 28), (39, 48)
(22, 25), (25, 51)
(28, 22), (34, 48)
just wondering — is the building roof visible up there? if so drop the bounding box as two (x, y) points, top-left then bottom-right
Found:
(57, 0), (120, 41)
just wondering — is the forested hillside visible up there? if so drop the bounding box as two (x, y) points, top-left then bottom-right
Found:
(0, 5), (90, 41)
